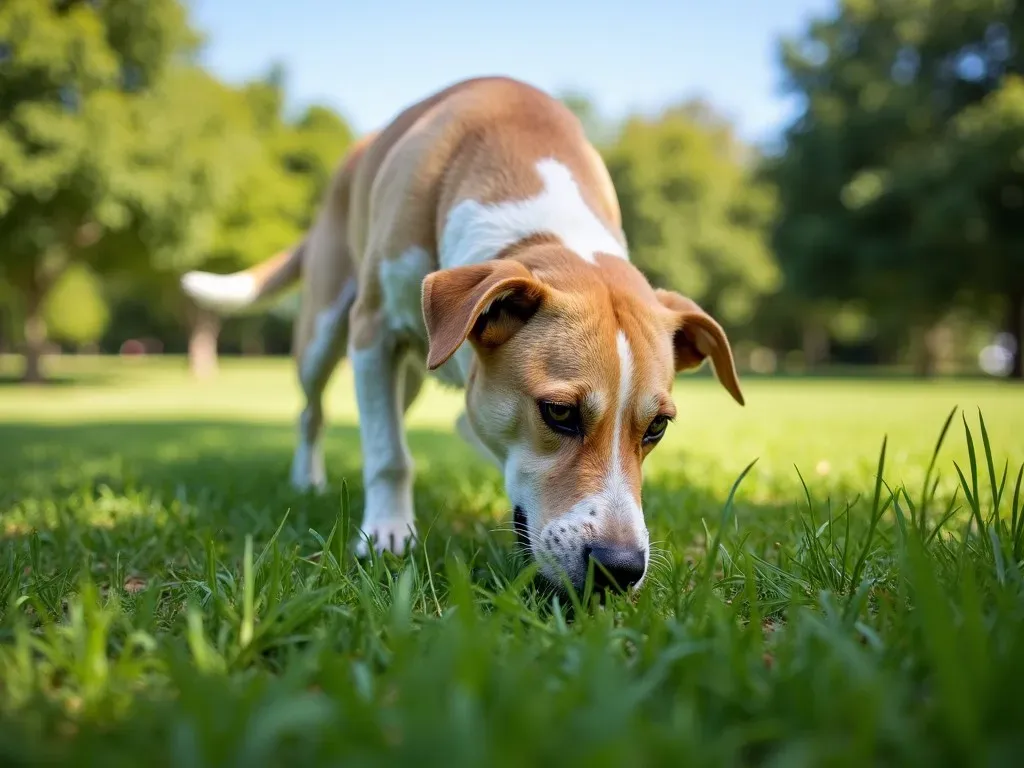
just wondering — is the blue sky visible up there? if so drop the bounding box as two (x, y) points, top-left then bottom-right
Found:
(190, 0), (834, 146)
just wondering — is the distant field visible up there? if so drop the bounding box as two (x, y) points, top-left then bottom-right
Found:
(1, 356), (1023, 765)
(2, 354), (1021, 494)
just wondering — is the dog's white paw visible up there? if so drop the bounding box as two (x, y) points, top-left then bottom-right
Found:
(355, 516), (417, 557)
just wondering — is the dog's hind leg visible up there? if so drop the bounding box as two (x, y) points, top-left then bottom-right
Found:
(289, 144), (367, 491)
(291, 274), (357, 491)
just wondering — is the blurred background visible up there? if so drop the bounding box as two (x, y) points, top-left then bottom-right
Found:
(1, 0), (1022, 385)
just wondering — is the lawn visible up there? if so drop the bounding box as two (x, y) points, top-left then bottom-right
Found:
(1, 356), (1024, 766)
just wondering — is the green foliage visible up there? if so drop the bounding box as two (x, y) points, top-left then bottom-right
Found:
(559, 90), (616, 146)
(0, 362), (1023, 763)
(204, 75), (353, 276)
(289, 104), (355, 213)
(771, 0), (1024, 355)
(913, 74), (1024, 310)
(42, 263), (109, 344)
(92, 65), (266, 276)
(0, 1), (354, 373)
(0, 0), (198, 281)
(0, 0), (242, 379)
(605, 103), (779, 325)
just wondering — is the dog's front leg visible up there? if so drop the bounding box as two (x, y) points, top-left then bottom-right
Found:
(351, 325), (418, 556)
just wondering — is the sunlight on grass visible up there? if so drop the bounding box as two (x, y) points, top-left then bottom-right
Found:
(5, 355), (1021, 495)
(2, 356), (1024, 764)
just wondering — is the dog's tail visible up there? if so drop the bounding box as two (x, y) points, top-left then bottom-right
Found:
(181, 242), (305, 314)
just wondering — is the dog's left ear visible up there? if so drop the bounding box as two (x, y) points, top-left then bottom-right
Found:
(422, 259), (546, 370)
(655, 289), (745, 406)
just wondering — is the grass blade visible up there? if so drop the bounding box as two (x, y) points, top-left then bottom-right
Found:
(848, 436), (889, 592)
(925, 487), (961, 548)
(254, 508), (291, 575)
(953, 461), (986, 554)
(339, 479), (351, 571)
(700, 459), (759, 589)
(889, 484), (908, 547)
(962, 415), (980, 526)
(1011, 464), (1024, 562)
(919, 406), (957, 520)
(977, 409), (1000, 528)
(240, 534), (254, 650)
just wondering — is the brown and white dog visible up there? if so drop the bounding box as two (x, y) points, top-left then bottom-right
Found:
(181, 76), (744, 592)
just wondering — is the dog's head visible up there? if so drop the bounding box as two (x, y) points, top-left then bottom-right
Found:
(421, 245), (744, 593)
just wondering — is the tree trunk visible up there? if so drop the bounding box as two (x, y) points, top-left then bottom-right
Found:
(241, 323), (265, 356)
(188, 308), (221, 379)
(910, 324), (942, 378)
(802, 322), (829, 370)
(23, 286), (47, 384)
(1007, 289), (1023, 380)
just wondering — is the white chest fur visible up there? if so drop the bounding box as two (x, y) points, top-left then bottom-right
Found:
(379, 246), (469, 387)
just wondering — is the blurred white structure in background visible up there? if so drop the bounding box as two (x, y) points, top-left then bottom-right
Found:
(979, 332), (1017, 377)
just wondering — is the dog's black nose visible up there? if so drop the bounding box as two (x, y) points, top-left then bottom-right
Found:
(585, 545), (646, 591)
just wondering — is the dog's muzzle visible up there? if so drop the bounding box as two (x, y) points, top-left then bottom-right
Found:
(512, 506), (646, 593)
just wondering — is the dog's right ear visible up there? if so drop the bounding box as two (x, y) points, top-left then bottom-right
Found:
(421, 260), (546, 370)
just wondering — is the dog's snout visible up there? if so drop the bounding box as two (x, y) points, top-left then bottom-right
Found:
(584, 545), (646, 591)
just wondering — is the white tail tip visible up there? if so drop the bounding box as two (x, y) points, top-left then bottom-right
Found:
(181, 271), (258, 313)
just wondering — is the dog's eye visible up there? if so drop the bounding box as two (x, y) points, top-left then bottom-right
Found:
(538, 401), (583, 437)
(643, 415), (670, 444)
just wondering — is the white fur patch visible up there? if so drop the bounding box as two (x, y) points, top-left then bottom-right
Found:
(290, 439), (324, 488)
(181, 271), (257, 313)
(611, 332), (633, 481)
(564, 332), (648, 548)
(380, 246), (432, 338)
(351, 335), (417, 555)
(440, 158), (628, 270)
(379, 246), (470, 387)
(300, 278), (356, 393)
(607, 331), (649, 549)
(290, 408), (325, 491)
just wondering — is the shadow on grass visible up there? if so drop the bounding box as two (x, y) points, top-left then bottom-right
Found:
(0, 420), (523, 581)
(0, 419), (807, 593)
(0, 371), (119, 388)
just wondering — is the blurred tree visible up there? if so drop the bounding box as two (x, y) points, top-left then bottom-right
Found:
(913, 74), (1024, 377)
(559, 90), (617, 146)
(772, 0), (1024, 377)
(604, 102), (780, 330)
(42, 263), (109, 347)
(0, 0), (225, 382)
(176, 68), (353, 377)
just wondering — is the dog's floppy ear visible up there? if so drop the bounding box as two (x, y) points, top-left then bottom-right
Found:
(421, 259), (546, 370)
(655, 289), (745, 406)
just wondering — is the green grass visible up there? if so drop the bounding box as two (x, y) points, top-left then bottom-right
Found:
(1, 355), (1024, 766)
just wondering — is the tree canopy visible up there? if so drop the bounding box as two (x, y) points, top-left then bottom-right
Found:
(771, 0), (1024, 375)
(2, 0), (1020, 381)
(605, 103), (779, 326)
(0, 0), (354, 380)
